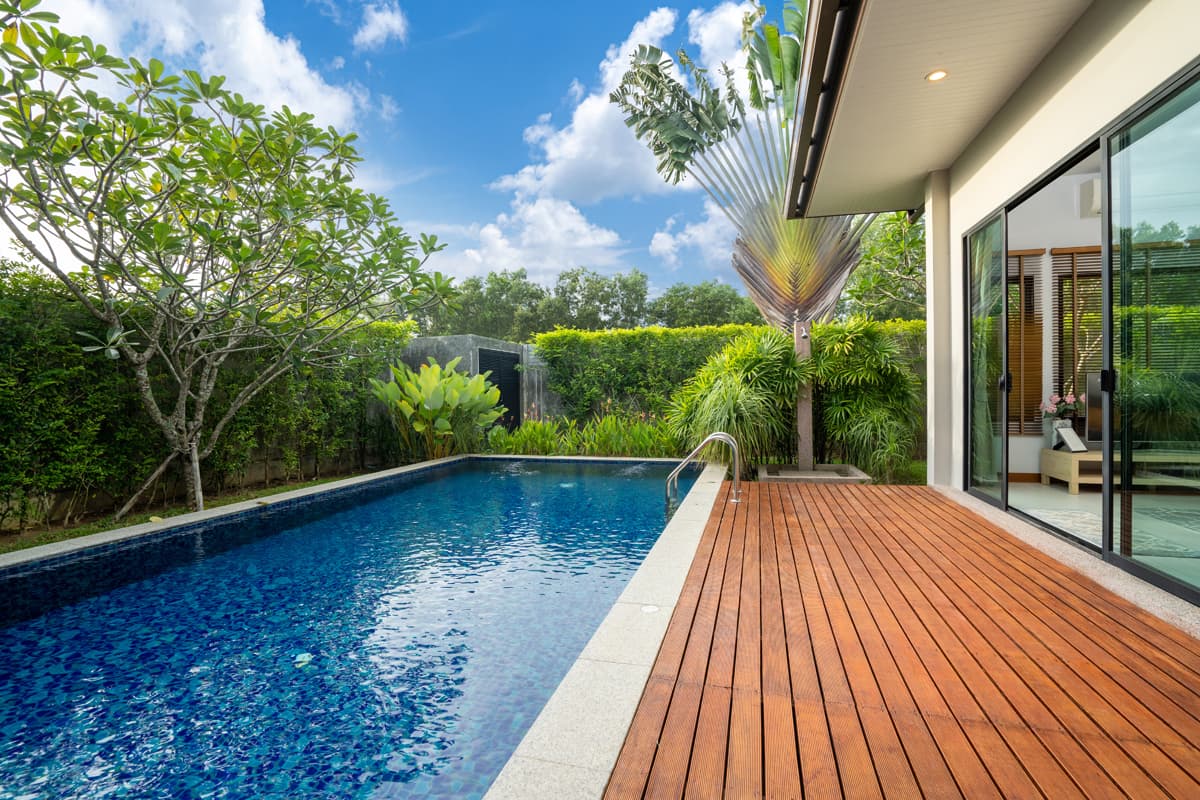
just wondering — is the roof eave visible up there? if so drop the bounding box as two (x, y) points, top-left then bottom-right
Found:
(785, 0), (864, 219)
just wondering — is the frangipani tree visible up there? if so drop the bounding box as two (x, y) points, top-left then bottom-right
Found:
(0, 1), (454, 514)
(611, 2), (874, 469)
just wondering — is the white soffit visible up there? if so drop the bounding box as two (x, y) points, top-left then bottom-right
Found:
(807, 0), (1093, 216)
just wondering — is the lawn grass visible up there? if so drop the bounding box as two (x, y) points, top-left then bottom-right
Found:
(0, 472), (371, 556)
(890, 459), (928, 485)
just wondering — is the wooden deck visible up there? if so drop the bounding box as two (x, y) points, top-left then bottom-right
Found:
(604, 483), (1200, 799)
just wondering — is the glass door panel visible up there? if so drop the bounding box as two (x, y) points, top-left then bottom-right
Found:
(967, 216), (1007, 502)
(1109, 74), (1200, 593)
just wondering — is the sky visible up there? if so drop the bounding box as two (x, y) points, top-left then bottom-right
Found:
(36, 0), (765, 295)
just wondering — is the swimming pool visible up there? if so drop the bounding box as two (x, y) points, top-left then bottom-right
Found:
(0, 457), (698, 799)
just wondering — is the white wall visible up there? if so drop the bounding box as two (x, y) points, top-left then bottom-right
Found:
(933, 0), (1200, 487)
(1007, 173), (1102, 251)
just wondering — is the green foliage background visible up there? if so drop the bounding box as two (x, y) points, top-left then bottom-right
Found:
(533, 324), (762, 418)
(534, 320), (926, 479)
(418, 267), (761, 341)
(0, 265), (414, 528)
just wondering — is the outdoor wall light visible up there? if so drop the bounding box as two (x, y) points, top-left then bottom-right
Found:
(925, 69), (948, 82)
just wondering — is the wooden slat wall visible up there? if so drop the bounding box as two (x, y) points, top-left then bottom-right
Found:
(605, 483), (1200, 799)
(1007, 250), (1044, 435)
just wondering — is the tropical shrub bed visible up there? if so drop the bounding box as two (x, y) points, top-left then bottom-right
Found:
(808, 318), (920, 482)
(372, 358), (505, 460)
(516, 319), (924, 481)
(668, 328), (801, 478)
(487, 414), (679, 458)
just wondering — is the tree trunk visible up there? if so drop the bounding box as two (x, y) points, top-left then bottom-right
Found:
(114, 451), (178, 520)
(794, 318), (814, 472)
(186, 441), (204, 512)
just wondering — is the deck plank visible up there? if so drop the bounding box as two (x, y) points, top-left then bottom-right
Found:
(602, 483), (1200, 800)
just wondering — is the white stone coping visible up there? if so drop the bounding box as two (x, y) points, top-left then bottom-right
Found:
(484, 461), (727, 800)
(939, 486), (1200, 640)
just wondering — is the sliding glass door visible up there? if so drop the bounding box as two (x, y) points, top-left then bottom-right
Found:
(1109, 74), (1200, 593)
(966, 216), (1007, 503)
(963, 66), (1200, 600)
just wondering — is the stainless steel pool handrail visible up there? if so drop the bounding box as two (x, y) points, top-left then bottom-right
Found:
(667, 432), (741, 505)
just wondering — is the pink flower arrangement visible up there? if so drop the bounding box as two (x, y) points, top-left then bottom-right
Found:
(1041, 391), (1086, 419)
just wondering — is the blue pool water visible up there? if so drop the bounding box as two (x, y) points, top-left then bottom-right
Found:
(0, 458), (696, 799)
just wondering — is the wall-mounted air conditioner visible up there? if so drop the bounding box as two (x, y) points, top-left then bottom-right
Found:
(1077, 176), (1101, 218)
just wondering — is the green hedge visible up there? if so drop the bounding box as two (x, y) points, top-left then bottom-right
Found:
(0, 266), (415, 528)
(533, 324), (761, 418)
(534, 321), (927, 425)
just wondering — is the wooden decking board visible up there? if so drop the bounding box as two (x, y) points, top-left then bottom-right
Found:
(853, 487), (1176, 799)
(643, 496), (739, 798)
(900, 487), (1200, 679)
(881, 488), (1200, 795)
(602, 484), (1200, 799)
(823, 485), (1051, 799)
(785, 489), (887, 799)
(830, 486), (1091, 800)
(855, 484), (1200, 797)
(892, 488), (1200, 750)
(898, 487), (1200, 727)
(800, 485), (957, 799)
(848, 487), (1153, 793)
(897, 485), (1200, 682)
(881, 488), (1199, 738)
(802, 486), (994, 799)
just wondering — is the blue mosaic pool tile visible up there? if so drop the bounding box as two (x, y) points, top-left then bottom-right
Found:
(0, 459), (697, 799)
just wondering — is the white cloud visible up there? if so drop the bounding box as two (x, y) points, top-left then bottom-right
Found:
(462, 196), (624, 283)
(413, 198), (625, 284)
(491, 8), (680, 205)
(649, 198), (736, 270)
(353, 1), (408, 51)
(328, 55), (346, 70)
(687, 2), (756, 100)
(491, 4), (754, 208)
(566, 78), (585, 104)
(379, 94), (400, 121)
(42, 0), (367, 131)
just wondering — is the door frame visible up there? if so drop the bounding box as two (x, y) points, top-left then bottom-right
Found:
(962, 212), (1009, 509)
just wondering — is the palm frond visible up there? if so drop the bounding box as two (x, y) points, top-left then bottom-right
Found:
(612, 5), (874, 328)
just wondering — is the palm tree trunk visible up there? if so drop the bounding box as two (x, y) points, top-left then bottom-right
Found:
(794, 318), (814, 471)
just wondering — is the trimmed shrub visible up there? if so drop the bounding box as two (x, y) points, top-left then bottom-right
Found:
(487, 414), (680, 458)
(533, 324), (760, 418)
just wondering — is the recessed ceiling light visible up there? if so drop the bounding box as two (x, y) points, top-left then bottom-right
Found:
(925, 69), (948, 82)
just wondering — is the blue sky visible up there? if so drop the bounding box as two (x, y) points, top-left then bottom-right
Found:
(42, 0), (765, 294)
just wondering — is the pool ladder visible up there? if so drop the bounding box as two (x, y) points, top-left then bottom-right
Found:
(666, 431), (742, 507)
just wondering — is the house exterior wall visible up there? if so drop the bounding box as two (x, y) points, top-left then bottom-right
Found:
(927, 0), (1199, 488)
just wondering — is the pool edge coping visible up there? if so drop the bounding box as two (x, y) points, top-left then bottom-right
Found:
(483, 461), (728, 800)
(0, 456), (476, 570)
(0, 455), (696, 571)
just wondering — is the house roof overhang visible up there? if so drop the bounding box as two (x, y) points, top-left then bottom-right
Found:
(785, 0), (1094, 219)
